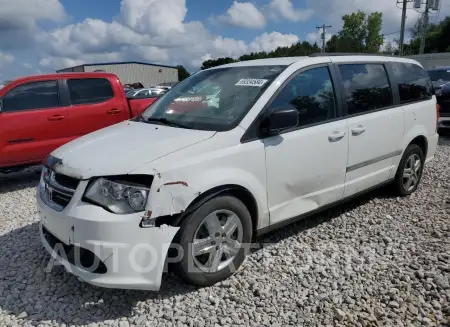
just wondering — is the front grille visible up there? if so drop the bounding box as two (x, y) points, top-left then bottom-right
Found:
(40, 170), (79, 211)
(54, 173), (79, 190)
(42, 226), (107, 274)
(51, 190), (73, 207)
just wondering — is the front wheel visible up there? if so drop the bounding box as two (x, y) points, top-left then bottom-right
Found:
(392, 144), (424, 196)
(174, 195), (253, 286)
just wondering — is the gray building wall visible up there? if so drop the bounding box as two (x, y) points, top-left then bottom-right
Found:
(58, 65), (84, 73)
(406, 53), (450, 70)
(84, 63), (178, 87)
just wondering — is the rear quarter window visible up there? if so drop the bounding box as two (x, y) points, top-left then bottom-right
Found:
(67, 78), (114, 105)
(338, 64), (393, 115)
(391, 62), (433, 103)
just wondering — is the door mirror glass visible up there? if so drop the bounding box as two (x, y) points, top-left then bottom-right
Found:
(0, 99), (3, 112)
(262, 107), (298, 134)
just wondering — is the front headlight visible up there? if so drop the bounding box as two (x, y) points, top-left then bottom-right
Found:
(84, 178), (150, 214)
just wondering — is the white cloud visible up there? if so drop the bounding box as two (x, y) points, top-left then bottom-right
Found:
(249, 32), (299, 53)
(120, 0), (187, 35)
(130, 46), (170, 62)
(36, 0), (300, 70)
(0, 52), (15, 67)
(217, 1), (266, 29)
(307, 30), (332, 45)
(268, 0), (314, 22)
(21, 63), (33, 69)
(0, 0), (66, 48)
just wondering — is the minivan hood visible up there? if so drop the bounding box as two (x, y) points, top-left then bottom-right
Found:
(51, 121), (215, 179)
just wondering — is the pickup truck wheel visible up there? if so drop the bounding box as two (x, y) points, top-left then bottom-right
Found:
(174, 195), (252, 287)
(392, 144), (424, 196)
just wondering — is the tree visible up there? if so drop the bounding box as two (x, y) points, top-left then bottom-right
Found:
(177, 65), (190, 81)
(382, 41), (396, 55)
(200, 41), (322, 69)
(326, 10), (384, 53)
(404, 16), (450, 55)
(366, 12), (384, 53)
(201, 57), (236, 70)
(340, 11), (367, 52)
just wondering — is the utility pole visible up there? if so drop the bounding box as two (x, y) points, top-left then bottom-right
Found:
(419, 0), (430, 54)
(316, 24), (332, 52)
(399, 0), (408, 56)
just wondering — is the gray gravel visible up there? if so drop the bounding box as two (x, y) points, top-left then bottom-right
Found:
(1, 138), (450, 327)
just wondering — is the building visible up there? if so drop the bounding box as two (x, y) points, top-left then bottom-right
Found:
(57, 61), (178, 87)
(406, 53), (450, 70)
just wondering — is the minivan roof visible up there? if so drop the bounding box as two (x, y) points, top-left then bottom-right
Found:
(213, 55), (422, 69)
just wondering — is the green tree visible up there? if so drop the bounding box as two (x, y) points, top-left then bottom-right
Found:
(366, 12), (384, 53)
(340, 11), (367, 52)
(177, 65), (190, 81)
(201, 57), (236, 70)
(404, 16), (450, 55)
(326, 10), (384, 53)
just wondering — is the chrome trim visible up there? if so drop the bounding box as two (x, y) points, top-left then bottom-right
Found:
(49, 171), (76, 194)
(346, 150), (402, 173)
(40, 169), (78, 211)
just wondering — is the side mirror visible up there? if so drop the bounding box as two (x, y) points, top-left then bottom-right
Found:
(262, 107), (298, 135)
(0, 99), (3, 112)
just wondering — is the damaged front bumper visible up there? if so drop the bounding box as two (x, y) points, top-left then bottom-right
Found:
(37, 176), (179, 291)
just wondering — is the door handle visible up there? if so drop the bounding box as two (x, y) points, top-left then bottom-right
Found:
(351, 125), (366, 136)
(48, 115), (65, 121)
(107, 108), (121, 115)
(328, 131), (346, 142)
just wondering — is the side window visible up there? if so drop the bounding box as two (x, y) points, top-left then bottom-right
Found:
(67, 78), (114, 105)
(2, 80), (59, 112)
(269, 66), (336, 127)
(339, 64), (393, 115)
(391, 62), (433, 103)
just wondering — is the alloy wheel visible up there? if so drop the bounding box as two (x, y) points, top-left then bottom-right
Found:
(192, 209), (243, 273)
(402, 153), (421, 192)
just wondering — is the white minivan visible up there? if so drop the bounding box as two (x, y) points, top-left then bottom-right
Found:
(37, 55), (439, 290)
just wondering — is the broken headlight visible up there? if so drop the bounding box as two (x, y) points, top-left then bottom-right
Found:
(84, 178), (150, 214)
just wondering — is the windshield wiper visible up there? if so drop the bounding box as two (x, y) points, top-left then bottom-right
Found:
(145, 117), (191, 129)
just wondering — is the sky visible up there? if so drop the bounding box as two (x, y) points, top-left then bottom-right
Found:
(1, 0), (449, 81)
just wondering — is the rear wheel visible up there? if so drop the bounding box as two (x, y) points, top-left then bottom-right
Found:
(174, 195), (252, 286)
(392, 144), (424, 196)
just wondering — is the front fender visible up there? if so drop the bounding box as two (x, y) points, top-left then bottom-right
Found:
(144, 167), (269, 229)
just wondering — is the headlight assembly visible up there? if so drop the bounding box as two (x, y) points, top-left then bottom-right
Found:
(85, 178), (150, 214)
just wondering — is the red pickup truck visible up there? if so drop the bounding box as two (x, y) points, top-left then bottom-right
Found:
(0, 72), (158, 172)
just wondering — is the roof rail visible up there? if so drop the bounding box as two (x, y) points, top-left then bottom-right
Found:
(309, 53), (395, 57)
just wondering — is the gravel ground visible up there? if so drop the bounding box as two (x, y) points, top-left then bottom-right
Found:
(0, 138), (449, 327)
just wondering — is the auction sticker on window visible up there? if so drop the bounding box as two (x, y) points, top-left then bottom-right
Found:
(235, 79), (268, 87)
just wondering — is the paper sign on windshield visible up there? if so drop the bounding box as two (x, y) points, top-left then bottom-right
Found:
(235, 79), (268, 87)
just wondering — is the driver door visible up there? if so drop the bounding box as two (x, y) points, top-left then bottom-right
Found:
(263, 65), (349, 225)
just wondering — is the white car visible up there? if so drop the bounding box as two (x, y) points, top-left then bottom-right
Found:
(37, 55), (439, 291)
(126, 88), (155, 98)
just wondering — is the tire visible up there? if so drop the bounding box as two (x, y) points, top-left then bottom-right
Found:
(173, 195), (252, 287)
(392, 144), (425, 196)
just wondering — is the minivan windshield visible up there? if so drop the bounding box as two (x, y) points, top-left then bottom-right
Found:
(140, 65), (286, 131)
(428, 69), (450, 82)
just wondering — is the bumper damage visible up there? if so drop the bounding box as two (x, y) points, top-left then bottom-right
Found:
(37, 185), (179, 291)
